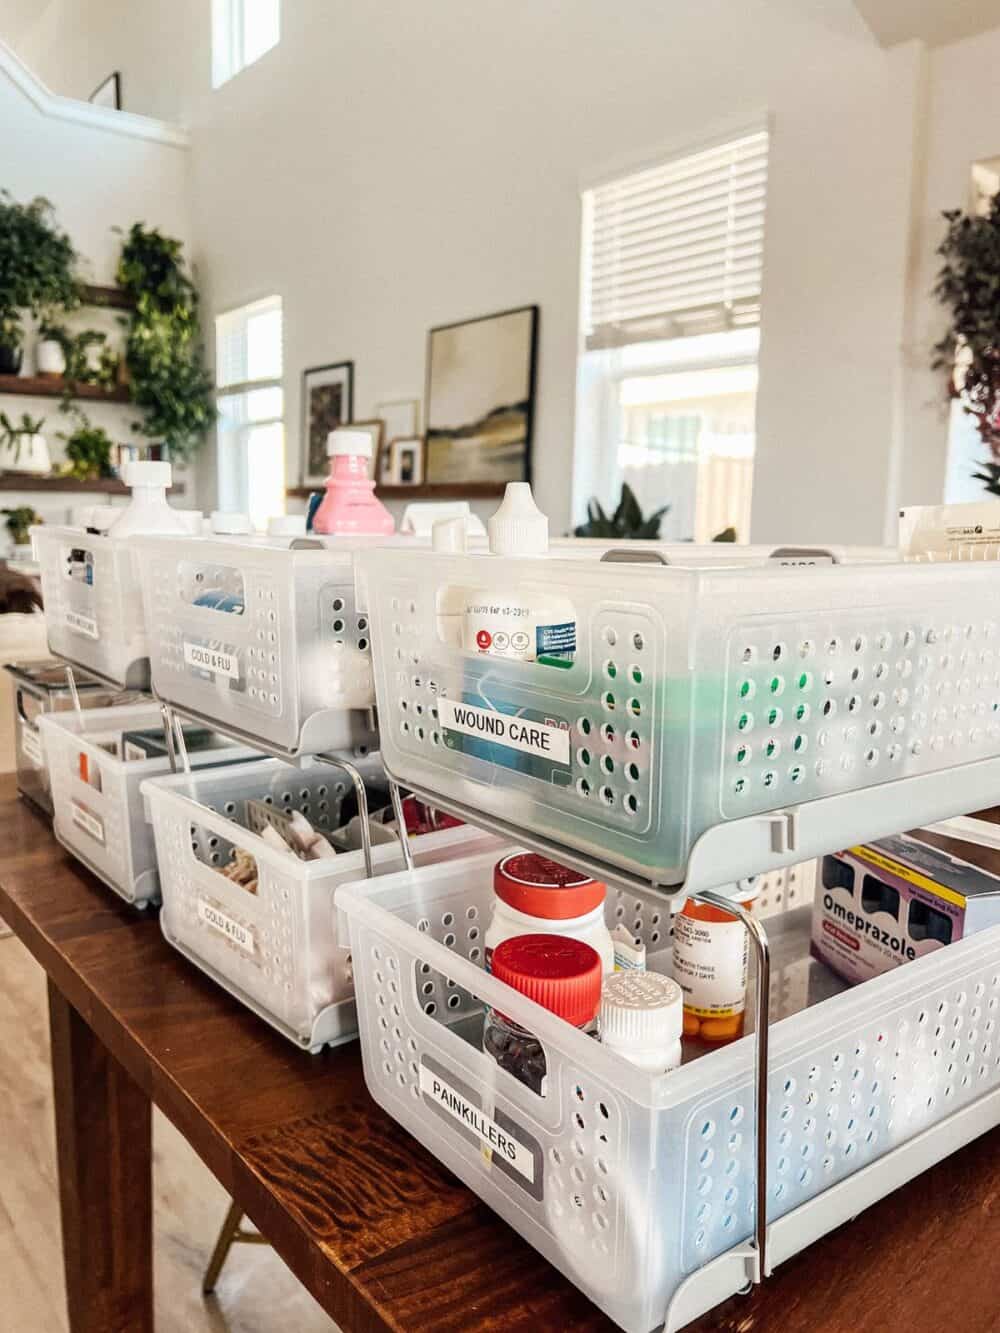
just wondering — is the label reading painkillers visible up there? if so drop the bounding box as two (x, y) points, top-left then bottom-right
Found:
(71, 801), (104, 844)
(437, 697), (570, 764)
(197, 899), (255, 954)
(184, 641), (239, 680)
(418, 1064), (535, 1183)
(65, 609), (99, 640)
(21, 727), (42, 766)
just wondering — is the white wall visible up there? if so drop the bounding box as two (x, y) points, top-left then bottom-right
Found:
(15, 2), (1000, 541)
(0, 42), (195, 506)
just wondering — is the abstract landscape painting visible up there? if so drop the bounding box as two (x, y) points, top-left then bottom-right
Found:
(425, 306), (538, 485)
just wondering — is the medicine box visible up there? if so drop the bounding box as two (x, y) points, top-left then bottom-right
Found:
(812, 832), (1000, 985)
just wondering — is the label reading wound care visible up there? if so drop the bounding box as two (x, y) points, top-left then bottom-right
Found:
(418, 1064), (535, 1183)
(437, 697), (570, 764)
(197, 899), (255, 954)
(184, 640), (239, 680)
(65, 609), (99, 640)
(672, 913), (748, 1017)
(71, 801), (105, 844)
(21, 727), (43, 766)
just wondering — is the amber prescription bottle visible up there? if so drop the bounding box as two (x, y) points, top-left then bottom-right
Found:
(672, 884), (759, 1043)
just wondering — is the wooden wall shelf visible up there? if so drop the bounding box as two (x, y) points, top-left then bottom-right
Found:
(0, 374), (131, 404)
(286, 482), (507, 501)
(80, 283), (135, 311)
(0, 475), (184, 495)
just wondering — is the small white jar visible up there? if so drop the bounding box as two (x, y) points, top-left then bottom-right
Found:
(485, 852), (615, 974)
(600, 971), (683, 1073)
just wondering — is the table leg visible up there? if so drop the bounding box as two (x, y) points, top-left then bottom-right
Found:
(48, 979), (153, 1333)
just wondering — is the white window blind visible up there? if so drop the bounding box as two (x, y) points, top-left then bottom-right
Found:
(582, 129), (769, 350)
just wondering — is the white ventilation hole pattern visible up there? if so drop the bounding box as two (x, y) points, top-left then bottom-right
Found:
(389, 595), (656, 826)
(754, 861), (817, 920)
(413, 903), (487, 1019)
(370, 941), (425, 1102)
(683, 970), (1000, 1271)
(547, 1081), (621, 1263)
(610, 891), (674, 951)
(725, 620), (1000, 813)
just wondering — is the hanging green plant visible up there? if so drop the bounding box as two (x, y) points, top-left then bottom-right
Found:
(116, 223), (215, 460)
(933, 195), (1000, 457)
(0, 192), (79, 364)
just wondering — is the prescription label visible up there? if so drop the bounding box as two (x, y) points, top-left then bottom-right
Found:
(419, 1058), (542, 1197)
(438, 697), (570, 765)
(71, 801), (105, 844)
(197, 899), (255, 954)
(66, 609), (99, 640)
(673, 913), (748, 1017)
(20, 727), (42, 767)
(184, 641), (239, 680)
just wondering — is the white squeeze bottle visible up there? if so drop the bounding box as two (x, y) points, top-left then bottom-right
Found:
(108, 461), (187, 538)
(463, 483), (576, 665)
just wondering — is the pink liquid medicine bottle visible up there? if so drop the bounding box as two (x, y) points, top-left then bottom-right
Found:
(311, 427), (395, 537)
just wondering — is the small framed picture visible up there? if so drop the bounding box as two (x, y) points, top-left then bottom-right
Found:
(300, 361), (354, 486)
(89, 72), (122, 110)
(389, 436), (424, 486)
(375, 398), (421, 442)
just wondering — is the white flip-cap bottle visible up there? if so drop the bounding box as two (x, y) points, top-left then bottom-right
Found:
(108, 461), (187, 538)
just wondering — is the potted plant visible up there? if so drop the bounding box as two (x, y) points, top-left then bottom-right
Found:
(2, 505), (42, 555)
(0, 411), (50, 475)
(573, 483), (670, 539)
(57, 413), (115, 480)
(35, 320), (66, 376)
(116, 223), (214, 459)
(0, 193), (79, 374)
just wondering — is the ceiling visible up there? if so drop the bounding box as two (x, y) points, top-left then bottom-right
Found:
(855, 0), (1000, 47)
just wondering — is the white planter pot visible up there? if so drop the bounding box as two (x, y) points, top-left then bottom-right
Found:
(0, 434), (51, 475)
(35, 338), (65, 376)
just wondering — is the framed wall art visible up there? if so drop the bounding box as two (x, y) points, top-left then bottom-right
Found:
(300, 361), (354, 486)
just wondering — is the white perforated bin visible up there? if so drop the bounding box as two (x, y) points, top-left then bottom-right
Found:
(39, 703), (249, 907)
(337, 848), (1000, 1333)
(32, 526), (151, 688)
(356, 548), (1000, 888)
(143, 757), (502, 1049)
(134, 534), (380, 756)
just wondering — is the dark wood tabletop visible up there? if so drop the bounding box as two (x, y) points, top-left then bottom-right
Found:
(3, 775), (1000, 1333)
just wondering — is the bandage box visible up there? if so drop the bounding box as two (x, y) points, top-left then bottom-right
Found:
(812, 832), (1000, 986)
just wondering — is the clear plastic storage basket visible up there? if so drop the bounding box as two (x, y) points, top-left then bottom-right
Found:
(357, 547), (1000, 888)
(40, 703), (248, 907)
(144, 756), (501, 1049)
(32, 526), (151, 689)
(337, 846), (1000, 1333)
(135, 534), (379, 756)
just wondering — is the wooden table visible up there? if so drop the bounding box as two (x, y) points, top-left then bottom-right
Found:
(3, 776), (1000, 1333)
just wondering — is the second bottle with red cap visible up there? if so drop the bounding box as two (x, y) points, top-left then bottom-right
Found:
(485, 851), (616, 974)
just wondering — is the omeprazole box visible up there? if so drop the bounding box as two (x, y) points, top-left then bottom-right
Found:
(811, 833), (1000, 986)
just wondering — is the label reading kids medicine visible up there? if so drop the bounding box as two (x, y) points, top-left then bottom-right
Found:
(197, 899), (255, 954)
(673, 913), (748, 1017)
(418, 1064), (535, 1183)
(20, 727), (42, 766)
(70, 801), (105, 844)
(184, 641), (239, 680)
(437, 697), (571, 764)
(65, 609), (99, 640)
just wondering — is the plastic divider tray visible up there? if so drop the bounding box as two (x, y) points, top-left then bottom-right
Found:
(143, 756), (502, 1049)
(40, 703), (250, 908)
(336, 847), (1000, 1333)
(32, 525), (152, 689)
(134, 533), (381, 757)
(356, 547), (1000, 890)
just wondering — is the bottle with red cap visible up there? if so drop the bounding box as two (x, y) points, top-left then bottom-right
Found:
(485, 852), (615, 974)
(484, 934), (602, 1094)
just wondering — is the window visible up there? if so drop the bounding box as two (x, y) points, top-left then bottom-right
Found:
(212, 0), (280, 88)
(575, 128), (768, 542)
(215, 297), (284, 531)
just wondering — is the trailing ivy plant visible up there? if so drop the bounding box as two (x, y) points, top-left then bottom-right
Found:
(0, 193), (79, 353)
(40, 323), (119, 406)
(933, 194), (1000, 457)
(115, 223), (215, 460)
(57, 408), (115, 480)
